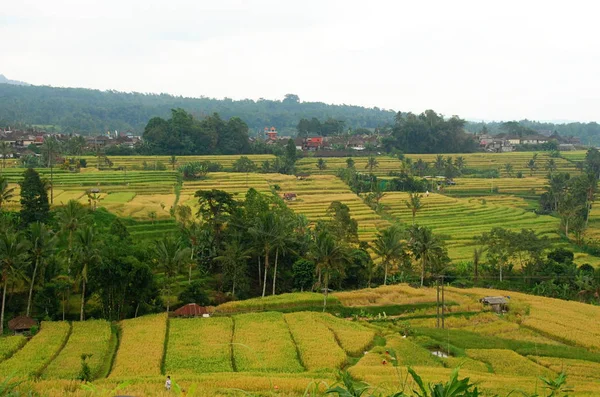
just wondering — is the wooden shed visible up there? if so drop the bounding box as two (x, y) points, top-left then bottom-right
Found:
(173, 303), (211, 318)
(8, 316), (37, 334)
(480, 296), (509, 313)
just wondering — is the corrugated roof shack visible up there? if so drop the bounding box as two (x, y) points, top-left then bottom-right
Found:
(171, 303), (212, 318)
(480, 296), (509, 313)
(8, 316), (38, 334)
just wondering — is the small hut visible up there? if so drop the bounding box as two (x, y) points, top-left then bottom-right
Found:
(173, 303), (210, 318)
(295, 173), (310, 181)
(480, 296), (509, 313)
(8, 316), (37, 334)
(283, 193), (297, 201)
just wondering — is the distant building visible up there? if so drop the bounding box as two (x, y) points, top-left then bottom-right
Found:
(264, 127), (278, 141)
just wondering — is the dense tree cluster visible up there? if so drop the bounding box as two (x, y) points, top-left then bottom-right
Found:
(382, 110), (478, 154)
(0, 85), (393, 135)
(143, 109), (251, 155)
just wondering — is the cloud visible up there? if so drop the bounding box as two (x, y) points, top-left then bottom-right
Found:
(1, 0), (599, 122)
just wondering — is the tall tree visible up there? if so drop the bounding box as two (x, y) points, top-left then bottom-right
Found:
(310, 230), (348, 311)
(0, 142), (10, 174)
(215, 238), (250, 297)
(26, 222), (56, 317)
(75, 226), (99, 321)
(405, 193), (424, 225)
(408, 225), (448, 287)
(19, 168), (50, 226)
(195, 189), (236, 248)
(56, 200), (89, 272)
(372, 225), (407, 285)
(365, 156), (379, 173)
(249, 212), (281, 297)
(0, 230), (29, 334)
(153, 236), (191, 312)
(0, 177), (16, 212)
(41, 136), (60, 204)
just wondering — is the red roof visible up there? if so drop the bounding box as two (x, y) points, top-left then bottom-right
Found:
(173, 303), (209, 317)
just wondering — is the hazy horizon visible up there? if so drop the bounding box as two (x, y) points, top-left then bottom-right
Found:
(2, 0), (600, 124)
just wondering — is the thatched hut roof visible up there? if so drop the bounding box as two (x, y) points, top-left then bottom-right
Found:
(8, 316), (37, 331)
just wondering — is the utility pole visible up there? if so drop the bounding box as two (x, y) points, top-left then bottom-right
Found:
(436, 278), (440, 328)
(441, 275), (445, 329)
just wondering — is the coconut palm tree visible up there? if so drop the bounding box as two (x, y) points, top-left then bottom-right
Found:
(310, 230), (348, 311)
(153, 236), (190, 312)
(0, 142), (10, 174)
(372, 225), (407, 285)
(0, 230), (30, 334)
(365, 156), (379, 173)
(75, 226), (100, 321)
(169, 155), (177, 170)
(249, 212), (282, 297)
(472, 246), (486, 284)
(526, 158), (537, 176)
(56, 200), (89, 271)
(408, 225), (447, 287)
(454, 156), (466, 171)
(0, 177), (16, 211)
(405, 192), (424, 225)
(434, 155), (445, 174)
(504, 163), (513, 177)
(41, 136), (61, 204)
(215, 238), (251, 296)
(26, 222), (56, 316)
(545, 158), (557, 175)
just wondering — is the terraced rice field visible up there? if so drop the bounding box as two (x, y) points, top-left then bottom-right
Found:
(182, 173), (388, 241)
(79, 154), (276, 169)
(297, 151), (579, 177)
(3, 285), (600, 395)
(380, 192), (560, 262)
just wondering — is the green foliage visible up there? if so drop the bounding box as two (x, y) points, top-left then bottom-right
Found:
(19, 169), (50, 226)
(178, 280), (209, 306)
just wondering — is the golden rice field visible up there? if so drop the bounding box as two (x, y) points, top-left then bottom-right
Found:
(3, 284), (600, 395)
(109, 313), (168, 378)
(0, 321), (70, 378)
(43, 320), (113, 380)
(297, 151), (581, 177)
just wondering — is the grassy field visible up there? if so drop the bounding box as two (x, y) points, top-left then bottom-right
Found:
(2, 284), (600, 395)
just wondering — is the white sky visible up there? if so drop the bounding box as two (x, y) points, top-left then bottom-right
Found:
(1, 0), (599, 123)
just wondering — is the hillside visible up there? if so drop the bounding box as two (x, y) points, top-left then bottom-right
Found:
(0, 74), (29, 86)
(2, 285), (600, 396)
(0, 84), (394, 135)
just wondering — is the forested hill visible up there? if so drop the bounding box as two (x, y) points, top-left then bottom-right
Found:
(0, 84), (395, 135)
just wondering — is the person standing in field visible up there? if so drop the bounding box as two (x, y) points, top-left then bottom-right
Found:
(165, 375), (172, 391)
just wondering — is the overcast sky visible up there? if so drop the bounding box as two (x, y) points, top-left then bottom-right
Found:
(2, 0), (599, 123)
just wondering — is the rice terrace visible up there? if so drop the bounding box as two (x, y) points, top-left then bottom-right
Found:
(3, 6), (600, 394)
(2, 147), (600, 396)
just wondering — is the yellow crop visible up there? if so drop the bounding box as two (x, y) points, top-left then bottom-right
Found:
(44, 320), (113, 379)
(315, 314), (375, 355)
(0, 335), (27, 362)
(110, 313), (167, 378)
(466, 349), (554, 377)
(166, 317), (233, 374)
(233, 312), (304, 372)
(284, 312), (347, 371)
(0, 321), (70, 378)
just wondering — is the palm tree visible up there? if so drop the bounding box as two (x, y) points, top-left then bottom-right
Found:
(154, 236), (190, 312)
(0, 142), (10, 174)
(408, 225), (447, 287)
(0, 231), (30, 334)
(558, 197), (582, 238)
(215, 238), (251, 296)
(504, 163), (513, 177)
(0, 177), (16, 211)
(249, 212), (281, 297)
(169, 155), (177, 170)
(526, 158), (537, 176)
(316, 158), (327, 170)
(346, 158), (355, 169)
(41, 136), (61, 204)
(472, 246), (486, 284)
(413, 159), (428, 177)
(545, 159), (557, 175)
(310, 230), (348, 311)
(56, 200), (89, 271)
(86, 191), (101, 211)
(405, 192), (424, 225)
(26, 222), (56, 316)
(372, 225), (407, 285)
(270, 215), (297, 295)
(75, 226), (100, 321)
(454, 156), (466, 171)
(434, 155), (445, 174)
(365, 156), (379, 173)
